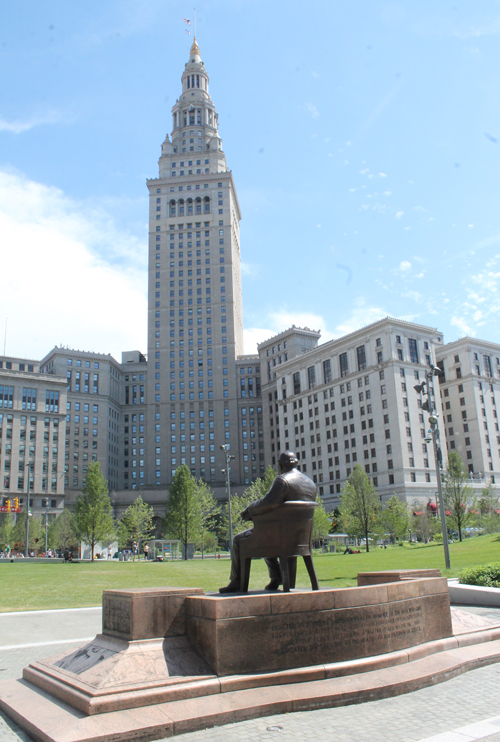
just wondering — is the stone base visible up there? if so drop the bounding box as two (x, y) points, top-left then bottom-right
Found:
(23, 634), (215, 715)
(186, 577), (453, 676)
(2, 622), (500, 742)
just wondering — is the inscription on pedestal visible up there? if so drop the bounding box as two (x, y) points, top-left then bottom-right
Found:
(103, 597), (131, 636)
(271, 604), (423, 657)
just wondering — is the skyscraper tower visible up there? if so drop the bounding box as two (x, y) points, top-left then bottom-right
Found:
(145, 38), (243, 488)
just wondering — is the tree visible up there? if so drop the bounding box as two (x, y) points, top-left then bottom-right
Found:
(48, 510), (77, 552)
(219, 467), (276, 542)
(339, 465), (380, 552)
(196, 480), (220, 557)
(0, 512), (15, 550)
(11, 514), (43, 553)
(312, 495), (331, 542)
(443, 451), (474, 542)
(119, 496), (155, 552)
(71, 461), (115, 560)
(382, 495), (409, 543)
(411, 506), (440, 544)
(163, 465), (202, 559)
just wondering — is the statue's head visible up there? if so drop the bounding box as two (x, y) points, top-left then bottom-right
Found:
(278, 451), (299, 473)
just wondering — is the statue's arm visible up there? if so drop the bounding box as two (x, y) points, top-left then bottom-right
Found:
(244, 477), (289, 518)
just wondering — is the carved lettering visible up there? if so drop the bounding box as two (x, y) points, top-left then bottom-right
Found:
(103, 597), (132, 635)
(270, 603), (423, 656)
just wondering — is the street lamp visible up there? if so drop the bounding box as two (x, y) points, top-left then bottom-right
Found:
(414, 366), (450, 570)
(43, 499), (50, 556)
(24, 463), (33, 559)
(220, 444), (235, 548)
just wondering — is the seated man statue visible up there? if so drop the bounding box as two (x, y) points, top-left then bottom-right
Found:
(219, 451), (316, 593)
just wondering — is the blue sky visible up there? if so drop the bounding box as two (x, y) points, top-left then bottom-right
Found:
(1, 1), (500, 361)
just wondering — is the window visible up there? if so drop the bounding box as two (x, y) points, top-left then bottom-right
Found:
(409, 339), (418, 364)
(340, 353), (348, 378)
(307, 366), (316, 390)
(293, 372), (300, 395)
(323, 359), (332, 384)
(357, 345), (366, 371)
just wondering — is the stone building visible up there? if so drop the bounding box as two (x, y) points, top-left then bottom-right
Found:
(143, 37), (261, 491)
(0, 355), (67, 519)
(436, 337), (500, 498)
(257, 319), (448, 511)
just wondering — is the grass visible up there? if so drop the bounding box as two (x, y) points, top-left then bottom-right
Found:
(0, 534), (499, 613)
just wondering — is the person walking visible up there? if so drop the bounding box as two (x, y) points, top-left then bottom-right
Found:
(143, 543), (149, 561)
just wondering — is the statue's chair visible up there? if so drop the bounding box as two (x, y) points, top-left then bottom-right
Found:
(239, 501), (320, 593)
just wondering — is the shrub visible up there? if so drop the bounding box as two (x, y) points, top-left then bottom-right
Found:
(458, 562), (500, 587)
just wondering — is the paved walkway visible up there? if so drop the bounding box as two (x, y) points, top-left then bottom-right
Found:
(1, 606), (500, 742)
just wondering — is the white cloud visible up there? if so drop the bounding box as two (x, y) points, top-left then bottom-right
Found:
(303, 103), (319, 119)
(334, 300), (387, 336)
(243, 311), (332, 355)
(399, 261), (412, 271)
(0, 170), (147, 361)
(0, 110), (67, 134)
(451, 316), (475, 337)
(240, 262), (259, 278)
(395, 210), (404, 219)
(243, 328), (275, 355)
(379, 172), (387, 177)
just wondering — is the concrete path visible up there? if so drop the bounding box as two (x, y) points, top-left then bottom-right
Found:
(0, 607), (101, 650)
(1, 605), (500, 742)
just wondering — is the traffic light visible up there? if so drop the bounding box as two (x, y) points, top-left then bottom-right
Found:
(13, 498), (19, 510)
(6, 500), (10, 512)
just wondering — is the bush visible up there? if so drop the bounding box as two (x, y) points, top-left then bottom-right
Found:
(458, 562), (500, 587)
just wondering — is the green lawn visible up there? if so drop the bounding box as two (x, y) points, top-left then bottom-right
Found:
(1, 534), (499, 612)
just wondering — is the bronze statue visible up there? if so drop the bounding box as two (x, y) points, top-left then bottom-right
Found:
(219, 451), (316, 593)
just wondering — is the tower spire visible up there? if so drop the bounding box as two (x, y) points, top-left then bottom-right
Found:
(190, 36), (200, 59)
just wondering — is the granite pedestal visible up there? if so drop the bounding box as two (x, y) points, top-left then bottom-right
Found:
(2, 572), (495, 742)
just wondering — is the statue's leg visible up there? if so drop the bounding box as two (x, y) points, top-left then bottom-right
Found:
(230, 529), (252, 583)
(265, 557), (282, 583)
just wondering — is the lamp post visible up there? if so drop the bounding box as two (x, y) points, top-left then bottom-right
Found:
(43, 499), (50, 556)
(220, 444), (235, 549)
(24, 465), (32, 559)
(414, 367), (451, 570)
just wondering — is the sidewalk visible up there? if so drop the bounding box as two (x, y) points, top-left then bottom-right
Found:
(1, 606), (500, 742)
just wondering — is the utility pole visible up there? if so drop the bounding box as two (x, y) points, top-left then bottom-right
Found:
(414, 367), (451, 570)
(220, 444), (235, 548)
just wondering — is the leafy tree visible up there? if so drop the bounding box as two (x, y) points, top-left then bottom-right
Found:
(443, 451), (474, 542)
(411, 506), (440, 544)
(48, 510), (77, 552)
(196, 480), (220, 557)
(475, 481), (500, 534)
(0, 512), (15, 550)
(478, 481), (498, 516)
(312, 495), (332, 542)
(339, 464), (380, 552)
(219, 467), (276, 542)
(164, 464), (202, 559)
(382, 495), (409, 543)
(71, 461), (115, 560)
(118, 496), (155, 553)
(11, 514), (43, 553)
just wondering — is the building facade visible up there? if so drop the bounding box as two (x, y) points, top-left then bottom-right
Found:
(0, 355), (67, 519)
(257, 319), (449, 511)
(144, 37), (259, 491)
(436, 337), (500, 494)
